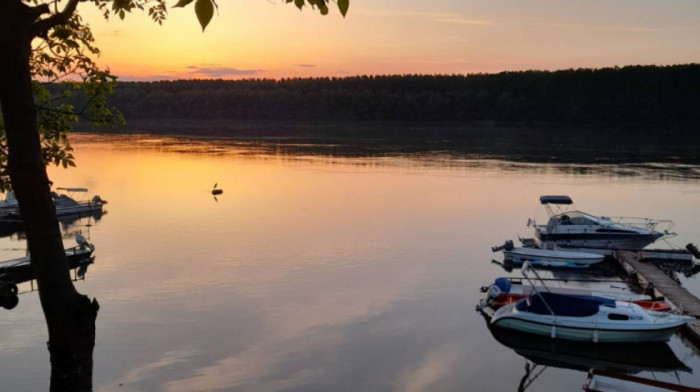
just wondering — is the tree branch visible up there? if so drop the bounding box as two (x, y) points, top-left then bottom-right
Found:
(31, 0), (82, 38)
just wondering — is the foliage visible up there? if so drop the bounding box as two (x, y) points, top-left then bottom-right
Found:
(0, 10), (123, 192)
(98, 0), (347, 31)
(81, 64), (700, 127)
(0, 0), (348, 192)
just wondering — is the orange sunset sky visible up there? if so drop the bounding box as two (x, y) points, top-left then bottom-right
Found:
(77, 0), (700, 81)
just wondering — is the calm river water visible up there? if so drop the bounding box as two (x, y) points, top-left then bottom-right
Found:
(1, 133), (699, 391)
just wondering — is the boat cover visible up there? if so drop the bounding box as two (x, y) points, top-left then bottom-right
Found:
(540, 195), (573, 205)
(516, 292), (615, 317)
(494, 278), (511, 293)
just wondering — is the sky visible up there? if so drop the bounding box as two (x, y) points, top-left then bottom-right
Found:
(77, 0), (700, 81)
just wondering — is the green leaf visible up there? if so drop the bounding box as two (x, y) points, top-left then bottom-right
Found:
(294, 0), (304, 10)
(320, 4), (328, 15)
(337, 0), (349, 17)
(173, 0), (195, 8)
(195, 0), (214, 31)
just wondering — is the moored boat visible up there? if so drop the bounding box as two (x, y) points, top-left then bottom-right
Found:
(480, 277), (671, 312)
(487, 264), (690, 343)
(532, 195), (674, 250)
(491, 291), (687, 343)
(504, 247), (605, 266)
(0, 187), (106, 222)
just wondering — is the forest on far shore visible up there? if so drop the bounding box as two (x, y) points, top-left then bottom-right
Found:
(70, 64), (699, 129)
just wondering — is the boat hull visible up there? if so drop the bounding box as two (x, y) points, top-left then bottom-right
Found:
(504, 247), (604, 266)
(535, 227), (663, 250)
(492, 316), (682, 343)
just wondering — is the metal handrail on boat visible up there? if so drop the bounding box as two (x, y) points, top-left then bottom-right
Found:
(520, 262), (556, 318)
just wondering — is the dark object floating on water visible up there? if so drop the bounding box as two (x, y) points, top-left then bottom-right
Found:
(212, 183), (223, 195)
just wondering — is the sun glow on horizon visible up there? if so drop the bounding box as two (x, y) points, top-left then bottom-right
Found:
(77, 0), (700, 81)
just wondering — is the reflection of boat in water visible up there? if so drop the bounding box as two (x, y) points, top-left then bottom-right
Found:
(532, 195), (674, 250)
(0, 235), (95, 310)
(0, 188), (106, 222)
(0, 209), (104, 239)
(487, 264), (690, 343)
(488, 326), (690, 375)
(584, 369), (699, 392)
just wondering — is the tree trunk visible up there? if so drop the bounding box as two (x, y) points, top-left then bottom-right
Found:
(0, 1), (98, 391)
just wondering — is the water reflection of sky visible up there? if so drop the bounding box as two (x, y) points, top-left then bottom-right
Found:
(0, 133), (698, 391)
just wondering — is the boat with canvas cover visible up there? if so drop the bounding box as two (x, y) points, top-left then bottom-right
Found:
(488, 263), (689, 343)
(479, 277), (671, 312)
(532, 195), (674, 250)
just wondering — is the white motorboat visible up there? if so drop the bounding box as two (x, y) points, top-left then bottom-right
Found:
(0, 187), (106, 222)
(51, 187), (106, 217)
(488, 263), (690, 343)
(493, 240), (605, 268)
(505, 247), (604, 266)
(532, 195), (674, 250)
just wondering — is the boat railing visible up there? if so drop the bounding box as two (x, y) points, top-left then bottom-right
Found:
(520, 262), (556, 317)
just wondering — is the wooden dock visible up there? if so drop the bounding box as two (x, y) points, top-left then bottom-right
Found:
(614, 250), (700, 346)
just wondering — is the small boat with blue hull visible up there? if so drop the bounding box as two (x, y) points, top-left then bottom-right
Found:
(532, 195), (674, 250)
(488, 263), (690, 343)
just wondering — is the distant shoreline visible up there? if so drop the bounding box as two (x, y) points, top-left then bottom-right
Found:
(60, 64), (700, 132)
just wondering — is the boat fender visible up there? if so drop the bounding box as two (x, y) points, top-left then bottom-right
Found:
(0, 283), (17, 299)
(592, 329), (598, 343)
(1, 294), (18, 310)
(550, 326), (556, 338)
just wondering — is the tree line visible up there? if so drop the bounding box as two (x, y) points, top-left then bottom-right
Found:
(64, 64), (700, 126)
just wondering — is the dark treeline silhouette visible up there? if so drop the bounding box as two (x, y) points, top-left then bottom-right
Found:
(61, 64), (700, 127)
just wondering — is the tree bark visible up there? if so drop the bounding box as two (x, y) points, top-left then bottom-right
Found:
(0, 1), (98, 390)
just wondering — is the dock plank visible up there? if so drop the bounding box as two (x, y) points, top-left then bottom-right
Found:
(615, 251), (700, 317)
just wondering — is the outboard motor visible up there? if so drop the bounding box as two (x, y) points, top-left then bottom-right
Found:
(686, 243), (700, 259)
(491, 240), (514, 252)
(92, 195), (107, 204)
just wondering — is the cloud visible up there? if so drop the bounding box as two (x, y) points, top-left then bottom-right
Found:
(432, 17), (495, 26)
(186, 66), (263, 78)
(295, 64), (317, 68)
(116, 74), (179, 82)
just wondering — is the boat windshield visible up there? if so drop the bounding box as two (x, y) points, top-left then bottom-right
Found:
(551, 211), (599, 226)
